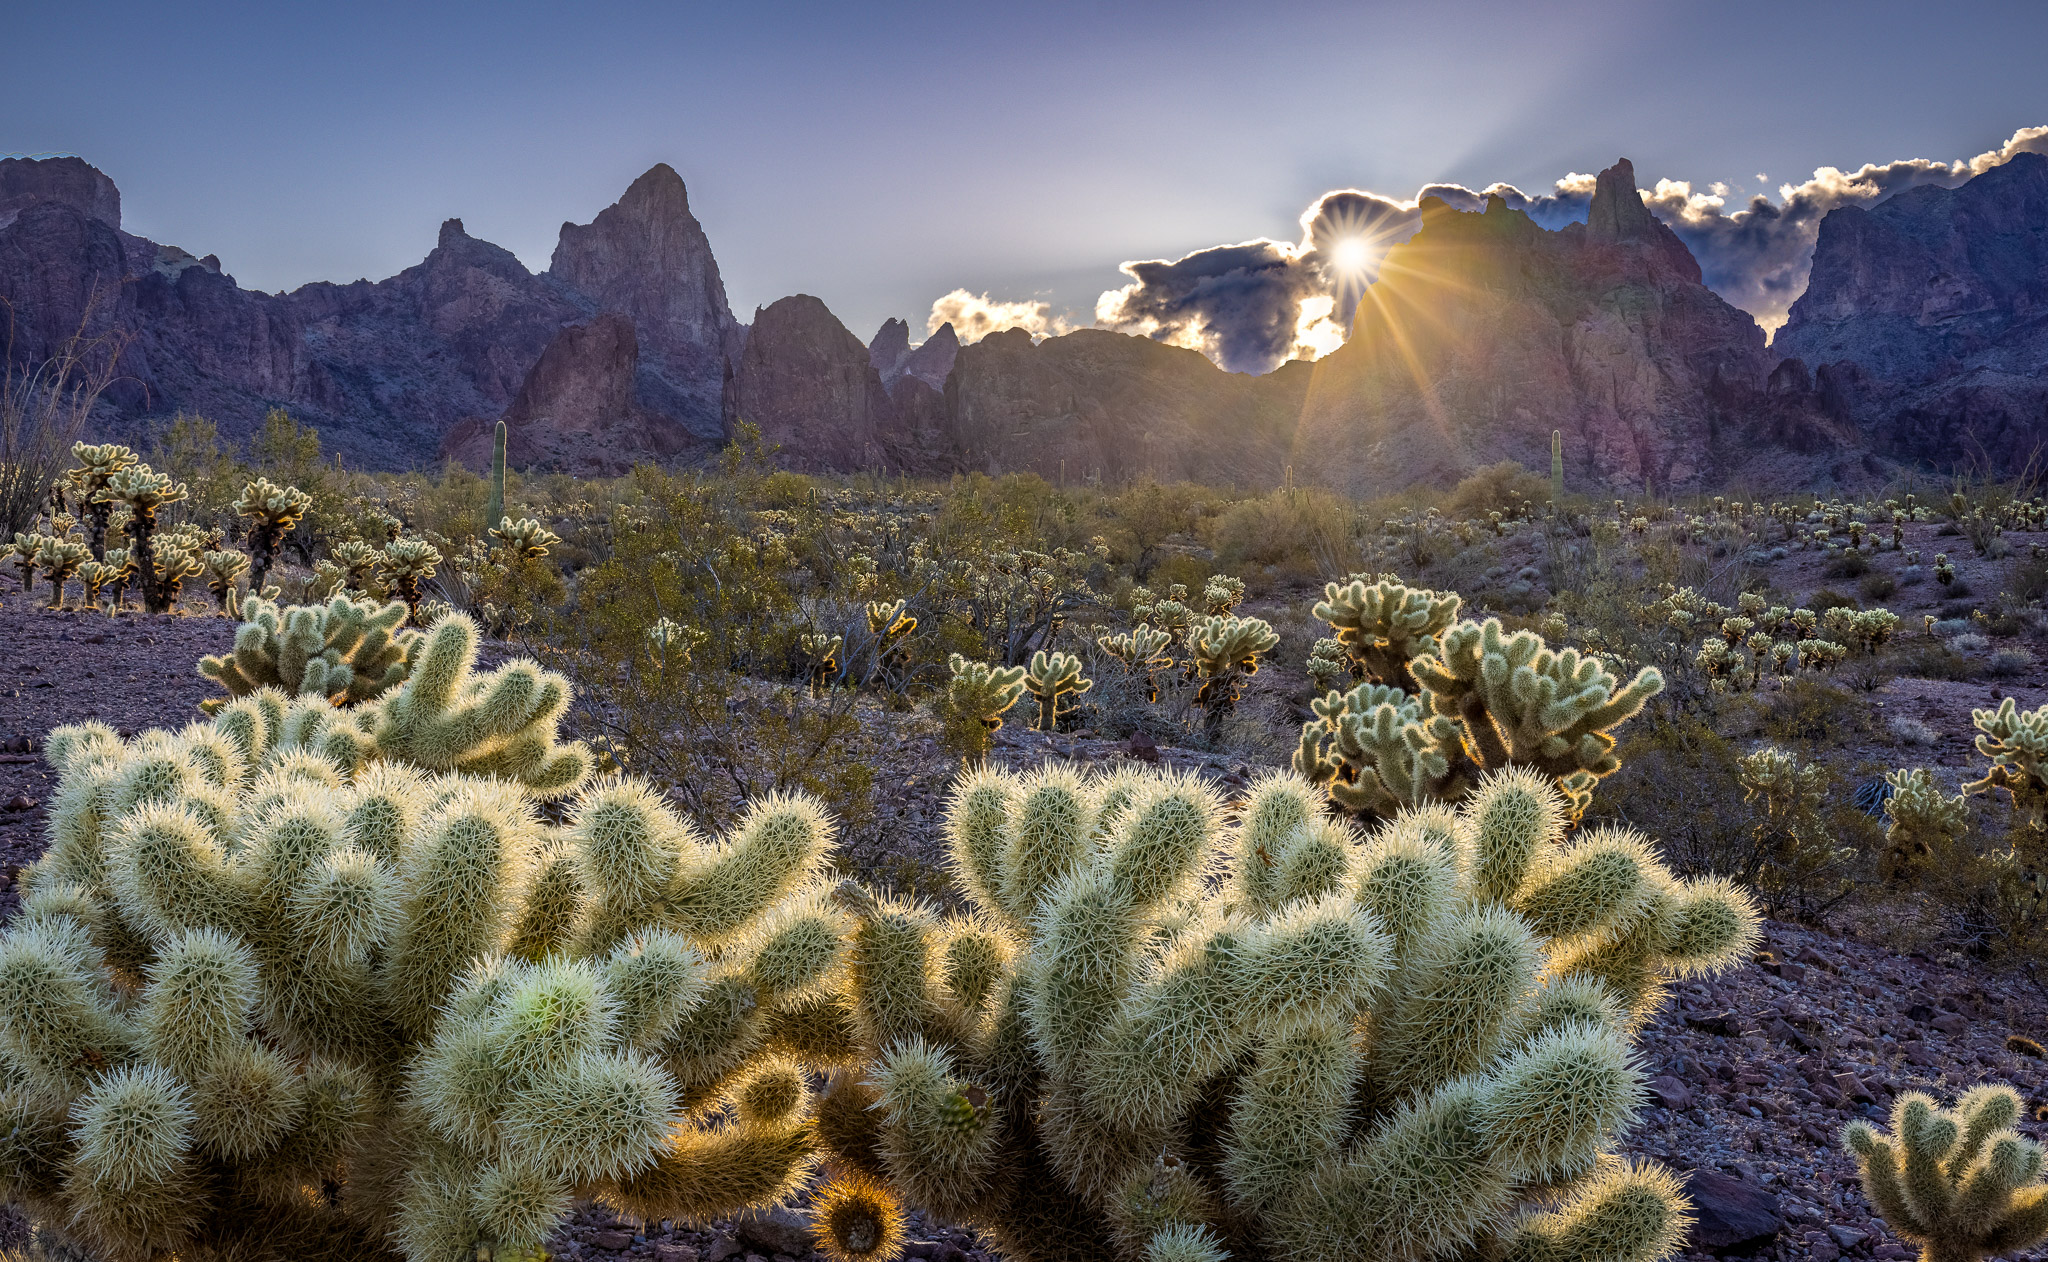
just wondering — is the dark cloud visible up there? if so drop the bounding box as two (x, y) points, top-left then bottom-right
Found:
(1082, 124), (2048, 371)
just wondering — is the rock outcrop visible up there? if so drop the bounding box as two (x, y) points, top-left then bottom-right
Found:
(868, 318), (912, 381)
(442, 314), (693, 475)
(1774, 151), (2048, 472)
(547, 163), (741, 441)
(0, 157), (120, 231)
(942, 327), (1311, 486)
(1293, 160), (1793, 495)
(897, 321), (958, 391)
(0, 156), (735, 469)
(730, 295), (903, 470)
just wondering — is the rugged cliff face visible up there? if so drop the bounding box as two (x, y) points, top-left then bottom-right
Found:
(943, 327), (1311, 487)
(546, 163), (741, 441)
(0, 157), (737, 469)
(1293, 159), (1786, 495)
(1774, 152), (2048, 471)
(730, 295), (903, 470)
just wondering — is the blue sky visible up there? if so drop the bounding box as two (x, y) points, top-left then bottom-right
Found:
(6, 0), (2046, 348)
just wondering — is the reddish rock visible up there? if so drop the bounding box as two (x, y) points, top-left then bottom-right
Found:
(443, 314), (698, 475)
(731, 295), (903, 471)
(1679, 1167), (1784, 1254)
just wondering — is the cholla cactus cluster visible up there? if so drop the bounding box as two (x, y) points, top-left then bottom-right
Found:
(1298, 582), (1662, 821)
(0, 615), (855, 1261)
(1187, 614), (1279, 739)
(1967, 699), (2048, 831)
(98, 465), (191, 614)
(201, 549), (252, 616)
(1023, 650), (1092, 733)
(941, 654), (1028, 756)
(66, 442), (139, 560)
(813, 762), (1757, 1262)
(1844, 1086), (2048, 1262)
(197, 595), (421, 714)
(1881, 769), (1971, 880)
(378, 539), (444, 626)
(1097, 627), (1173, 704)
(491, 517), (561, 563)
(236, 477), (314, 592)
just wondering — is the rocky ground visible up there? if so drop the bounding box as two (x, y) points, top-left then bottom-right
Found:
(6, 574), (2048, 1262)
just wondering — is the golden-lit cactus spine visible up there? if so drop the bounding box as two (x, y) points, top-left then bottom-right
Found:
(235, 476), (313, 593)
(815, 762), (1757, 1262)
(378, 538), (443, 627)
(197, 594), (420, 713)
(8, 530), (43, 595)
(1844, 1086), (2048, 1262)
(1098, 626), (1173, 704)
(1187, 614), (1278, 740)
(1023, 649), (1091, 732)
(1881, 768), (1970, 879)
(98, 464), (189, 613)
(66, 441), (138, 561)
(940, 654), (1027, 758)
(2, 624), (856, 1260)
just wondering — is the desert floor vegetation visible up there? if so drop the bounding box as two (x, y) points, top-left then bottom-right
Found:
(2, 414), (2048, 1262)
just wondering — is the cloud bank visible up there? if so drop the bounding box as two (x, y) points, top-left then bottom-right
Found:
(946, 125), (2048, 375)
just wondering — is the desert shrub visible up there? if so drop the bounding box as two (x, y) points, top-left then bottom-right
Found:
(1447, 459), (1549, 515)
(1208, 487), (1357, 576)
(1810, 587), (1858, 613)
(2010, 551), (2048, 602)
(1760, 677), (1878, 745)
(1889, 715), (1943, 747)
(1824, 550), (1870, 579)
(1988, 648), (2036, 678)
(1859, 570), (1898, 600)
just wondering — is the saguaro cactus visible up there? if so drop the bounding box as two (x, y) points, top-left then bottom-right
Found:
(235, 477), (314, 593)
(1023, 650), (1091, 732)
(3, 626), (850, 1260)
(486, 419), (507, 537)
(813, 763), (1757, 1262)
(1552, 429), (1564, 500)
(1844, 1086), (2048, 1262)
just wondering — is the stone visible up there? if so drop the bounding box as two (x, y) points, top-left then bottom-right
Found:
(1686, 1011), (1744, 1038)
(1827, 1225), (1868, 1249)
(653, 1246), (697, 1262)
(703, 1235), (743, 1262)
(869, 317), (913, 381)
(897, 320), (959, 390)
(1930, 1012), (1969, 1036)
(1680, 1167), (1784, 1253)
(1647, 1075), (1692, 1111)
(731, 1206), (813, 1258)
(730, 295), (905, 472)
(589, 1229), (634, 1250)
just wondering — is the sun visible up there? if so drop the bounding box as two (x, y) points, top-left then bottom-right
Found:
(1328, 234), (1374, 275)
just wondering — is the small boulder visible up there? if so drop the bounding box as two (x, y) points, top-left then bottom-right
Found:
(733, 1206), (812, 1258)
(1681, 1167), (1784, 1254)
(1647, 1075), (1692, 1111)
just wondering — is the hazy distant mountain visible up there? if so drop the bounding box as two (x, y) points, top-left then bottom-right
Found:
(2, 153), (2041, 489)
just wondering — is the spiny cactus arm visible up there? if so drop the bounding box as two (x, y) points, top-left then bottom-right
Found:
(1965, 699), (2048, 829)
(603, 1114), (817, 1222)
(0, 919), (141, 1095)
(374, 615), (591, 790)
(1218, 1015), (1358, 1215)
(1844, 1086), (2048, 1262)
(813, 1169), (909, 1262)
(63, 1064), (207, 1257)
(867, 1036), (1003, 1221)
(668, 792), (834, 946)
(1497, 1159), (1693, 1262)
(940, 764), (1017, 921)
(1082, 916), (1254, 1128)
(1368, 904), (1541, 1103)
(1312, 577), (1461, 686)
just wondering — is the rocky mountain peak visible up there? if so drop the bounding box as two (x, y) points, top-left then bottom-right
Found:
(897, 320), (960, 391)
(0, 156), (121, 230)
(1585, 158), (1656, 244)
(869, 317), (912, 379)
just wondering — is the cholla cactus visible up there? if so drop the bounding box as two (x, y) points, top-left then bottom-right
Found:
(941, 655), (1028, 757)
(1098, 627), (1173, 704)
(9, 531), (44, 594)
(800, 633), (844, 693)
(1023, 650), (1091, 732)
(491, 517), (561, 563)
(77, 558), (116, 611)
(1312, 577), (1460, 688)
(813, 764), (1757, 1262)
(200, 550), (251, 617)
(1135, 597), (1192, 649)
(647, 617), (708, 667)
(1200, 575), (1244, 616)
(1844, 1086), (2048, 1262)
(102, 547), (135, 611)
(379, 539), (443, 626)
(1188, 615), (1279, 740)
(1935, 554), (1957, 587)
(1305, 637), (1350, 694)
(1882, 769), (1970, 880)
(197, 595), (420, 714)
(66, 442), (138, 560)
(0, 634), (850, 1260)
(235, 478), (313, 593)
(1796, 639), (1848, 672)
(1298, 610), (1662, 822)
(34, 535), (89, 609)
(1967, 699), (2048, 830)
(331, 540), (387, 597)
(98, 466), (190, 613)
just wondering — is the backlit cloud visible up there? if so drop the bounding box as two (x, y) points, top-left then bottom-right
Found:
(1077, 124), (2048, 371)
(926, 288), (1071, 343)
